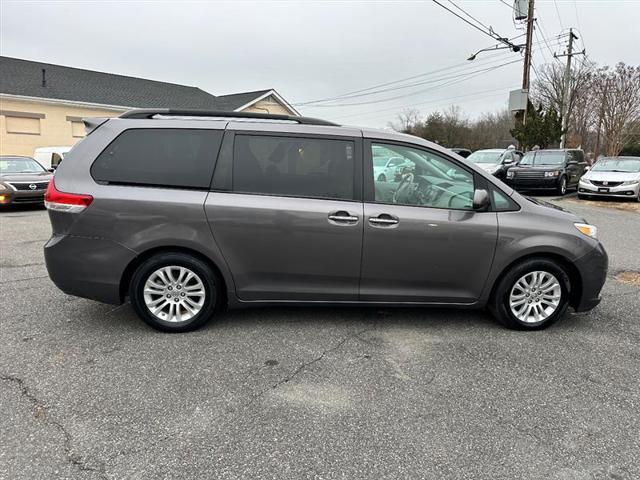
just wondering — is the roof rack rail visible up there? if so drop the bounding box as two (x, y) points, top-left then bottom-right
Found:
(119, 109), (339, 126)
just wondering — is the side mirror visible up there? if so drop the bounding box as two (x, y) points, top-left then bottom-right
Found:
(503, 158), (514, 164)
(585, 166), (591, 172)
(47, 168), (55, 172)
(473, 189), (490, 212)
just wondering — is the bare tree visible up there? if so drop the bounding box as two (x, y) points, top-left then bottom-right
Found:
(388, 109), (422, 134)
(594, 63), (640, 156)
(532, 59), (596, 148)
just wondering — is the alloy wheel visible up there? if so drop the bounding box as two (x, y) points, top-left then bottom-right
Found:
(143, 266), (206, 323)
(509, 271), (562, 324)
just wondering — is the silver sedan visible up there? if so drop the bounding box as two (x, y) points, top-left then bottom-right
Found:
(578, 156), (640, 201)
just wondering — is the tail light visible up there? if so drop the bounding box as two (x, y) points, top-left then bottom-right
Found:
(44, 179), (93, 213)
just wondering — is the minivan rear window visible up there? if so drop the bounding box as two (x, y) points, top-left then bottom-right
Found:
(91, 129), (223, 189)
(231, 134), (355, 200)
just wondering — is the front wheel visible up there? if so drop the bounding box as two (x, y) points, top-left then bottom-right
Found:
(129, 253), (218, 332)
(377, 174), (386, 182)
(490, 258), (571, 330)
(556, 176), (568, 196)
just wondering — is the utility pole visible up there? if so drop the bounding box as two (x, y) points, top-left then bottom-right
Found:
(556, 28), (585, 148)
(515, 0), (535, 134)
(521, 0), (535, 95)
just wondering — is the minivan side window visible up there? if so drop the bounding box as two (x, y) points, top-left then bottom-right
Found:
(231, 134), (355, 200)
(370, 143), (474, 210)
(91, 129), (223, 189)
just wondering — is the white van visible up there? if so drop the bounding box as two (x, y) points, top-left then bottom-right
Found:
(34, 146), (72, 170)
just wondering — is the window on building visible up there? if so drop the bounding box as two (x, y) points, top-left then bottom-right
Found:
(231, 134), (355, 200)
(4, 116), (41, 135)
(71, 121), (85, 138)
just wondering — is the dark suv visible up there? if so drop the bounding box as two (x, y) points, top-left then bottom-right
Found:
(44, 110), (607, 332)
(505, 149), (587, 195)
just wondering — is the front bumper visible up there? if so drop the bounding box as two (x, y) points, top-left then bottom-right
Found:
(0, 188), (46, 205)
(578, 181), (639, 199)
(572, 241), (608, 312)
(44, 234), (137, 304)
(505, 176), (560, 190)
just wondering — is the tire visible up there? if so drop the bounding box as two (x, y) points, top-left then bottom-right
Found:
(489, 258), (571, 330)
(129, 252), (219, 332)
(377, 174), (386, 182)
(556, 176), (568, 196)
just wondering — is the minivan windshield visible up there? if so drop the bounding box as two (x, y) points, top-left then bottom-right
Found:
(467, 151), (502, 164)
(520, 151), (565, 166)
(0, 157), (46, 174)
(591, 157), (640, 173)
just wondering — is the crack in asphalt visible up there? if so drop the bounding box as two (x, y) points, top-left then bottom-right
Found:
(0, 274), (49, 284)
(245, 322), (378, 407)
(0, 374), (108, 479)
(0, 262), (44, 269)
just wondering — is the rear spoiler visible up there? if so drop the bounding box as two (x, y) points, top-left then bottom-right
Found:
(83, 117), (109, 135)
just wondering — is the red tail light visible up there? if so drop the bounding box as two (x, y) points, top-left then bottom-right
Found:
(44, 179), (93, 213)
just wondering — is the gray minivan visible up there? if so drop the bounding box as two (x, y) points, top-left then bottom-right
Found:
(44, 110), (607, 332)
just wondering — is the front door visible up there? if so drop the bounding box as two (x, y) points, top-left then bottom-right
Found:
(360, 141), (498, 304)
(205, 132), (363, 301)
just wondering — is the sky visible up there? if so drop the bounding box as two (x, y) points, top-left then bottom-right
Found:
(1, 0), (638, 128)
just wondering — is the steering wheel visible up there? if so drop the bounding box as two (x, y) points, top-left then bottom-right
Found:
(393, 173), (438, 205)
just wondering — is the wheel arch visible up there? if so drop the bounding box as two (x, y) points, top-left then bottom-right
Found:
(119, 245), (229, 309)
(488, 252), (583, 309)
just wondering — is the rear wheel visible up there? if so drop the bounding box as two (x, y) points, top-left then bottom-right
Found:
(129, 253), (218, 332)
(377, 174), (386, 182)
(490, 258), (571, 330)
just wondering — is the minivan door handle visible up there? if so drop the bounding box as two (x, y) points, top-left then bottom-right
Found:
(368, 214), (399, 227)
(328, 211), (359, 224)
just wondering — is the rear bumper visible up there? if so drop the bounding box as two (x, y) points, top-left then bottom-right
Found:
(44, 234), (136, 304)
(572, 241), (608, 312)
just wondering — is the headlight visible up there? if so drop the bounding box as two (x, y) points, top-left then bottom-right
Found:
(544, 171), (560, 177)
(0, 183), (7, 192)
(580, 178), (592, 185)
(574, 223), (598, 239)
(506, 170), (515, 178)
(621, 180), (639, 186)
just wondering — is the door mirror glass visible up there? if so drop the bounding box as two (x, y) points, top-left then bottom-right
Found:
(473, 189), (490, 212)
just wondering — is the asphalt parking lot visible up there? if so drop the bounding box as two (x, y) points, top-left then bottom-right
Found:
(1, 195), (639, 480)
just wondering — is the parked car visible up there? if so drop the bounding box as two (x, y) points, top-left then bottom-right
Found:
(44, 109), (606, 333)
(372, 146), (411, 182)
(506, 149), (587, 195)
(450, 148), (472, 158)
(34, 146), (72, 170)
(578, 156), (640, 201)
(466, 148), (522, 180)
(0, 156), (53, 206)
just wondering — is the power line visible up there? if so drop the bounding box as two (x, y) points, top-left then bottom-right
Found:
(300, 55), (518, 106)
(552, 0), (565, 31)
(432, 0), (520, 50)
(535, 18), (565, 64)
(293, 49), (514, 106)
(330, 86), (517, 122)
(446, 0), (492, 31)
(303, 59), (521, 108)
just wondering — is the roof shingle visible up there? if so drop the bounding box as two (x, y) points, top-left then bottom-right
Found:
(0, 56), (220, 109)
